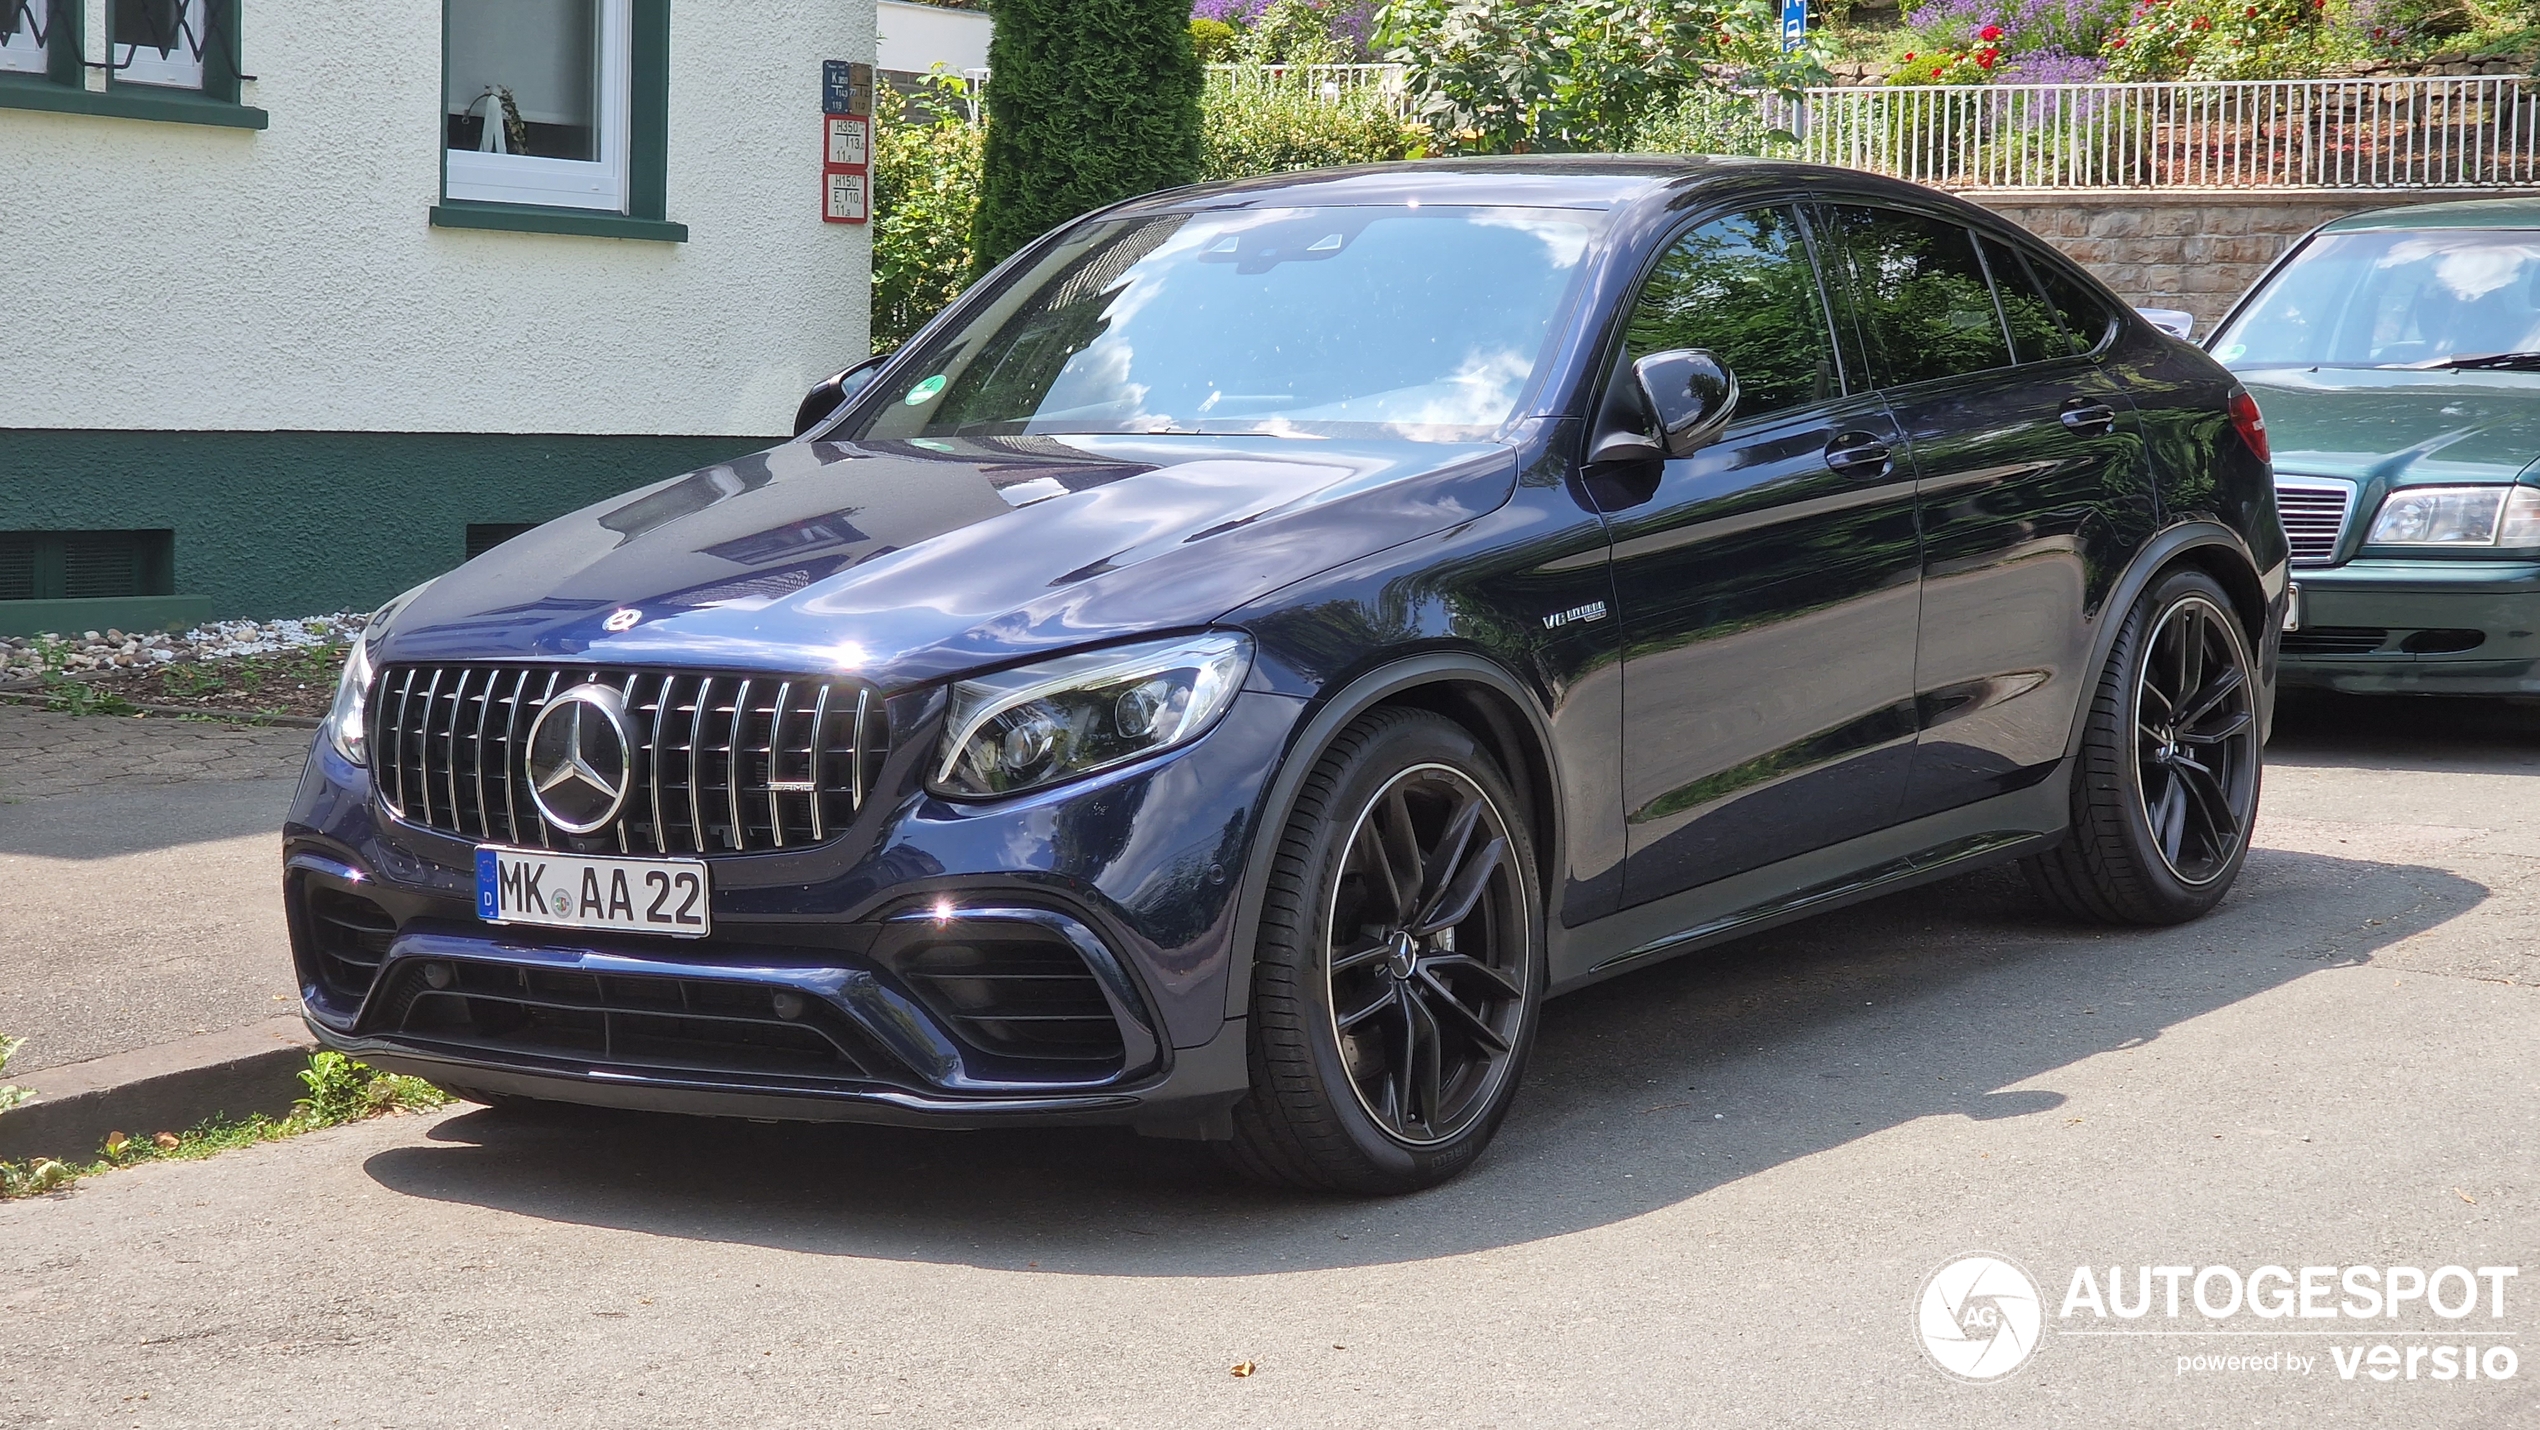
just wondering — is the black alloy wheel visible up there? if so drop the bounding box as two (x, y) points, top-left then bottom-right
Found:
(1325, 762), (1530, 1145)
(2027, 567), (2263, 925)
(1225, 708), (1543, 1193)
(2133, 592), (2260, 886)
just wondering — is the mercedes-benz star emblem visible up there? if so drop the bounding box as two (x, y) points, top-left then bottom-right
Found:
(524, 683), (634, 834)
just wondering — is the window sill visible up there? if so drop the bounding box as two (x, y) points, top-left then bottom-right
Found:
(0, 81), (266, 129)
(430, 202), (688, 243)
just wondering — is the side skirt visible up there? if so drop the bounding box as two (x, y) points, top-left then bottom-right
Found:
(1546, 775), (2068, 994)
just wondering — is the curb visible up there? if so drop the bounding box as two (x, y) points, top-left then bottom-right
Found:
(0, 1018), (315, 1162)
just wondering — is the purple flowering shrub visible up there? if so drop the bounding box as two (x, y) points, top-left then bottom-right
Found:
(1886, 0), (2130, 82)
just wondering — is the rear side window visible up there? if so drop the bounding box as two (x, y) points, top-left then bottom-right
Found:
(1977, 234), (2070, 364)
(1622, 206), (1842, 424)
(1817, 205), (2012, 387)
(2029, 253), (2118, 355)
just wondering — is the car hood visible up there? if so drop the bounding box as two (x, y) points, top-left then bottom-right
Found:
(379, 432), (1518, 686)
(2237, 365), (2540, 485)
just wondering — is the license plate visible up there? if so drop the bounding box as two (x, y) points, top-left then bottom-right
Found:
(2283, 582), (2303, 633)
(476, 847), (711, 938)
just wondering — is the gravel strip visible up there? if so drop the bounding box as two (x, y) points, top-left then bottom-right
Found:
(0, 613), (367, 682)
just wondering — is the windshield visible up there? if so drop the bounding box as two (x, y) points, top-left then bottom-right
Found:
(853, 205), (1603, 443)
(2212, 228), (2540, 370)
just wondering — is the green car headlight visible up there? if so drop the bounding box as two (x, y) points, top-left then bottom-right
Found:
(2366, 485), (2540, 547)
(933, 633), (1252, 799)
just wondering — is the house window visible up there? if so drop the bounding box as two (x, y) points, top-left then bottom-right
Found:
(0, 0), (54, 76)
(444, 0), (631, 213)
(111, 0), (207, 89)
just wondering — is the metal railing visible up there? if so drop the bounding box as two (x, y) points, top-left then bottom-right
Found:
(1770, 76), (2540, 190)
(953, 62), (1407, 122)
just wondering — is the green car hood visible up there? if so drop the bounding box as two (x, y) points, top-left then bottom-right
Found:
(2237, 366), (2540, 484)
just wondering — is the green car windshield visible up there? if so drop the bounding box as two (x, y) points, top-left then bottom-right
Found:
(2212, 228), (2540, 369)
(855, 205), (1603, 442)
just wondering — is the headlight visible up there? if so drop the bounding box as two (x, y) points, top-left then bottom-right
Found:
(932, 633), (1252, 798)
(325, 583), (432, 768)
(2366, 485), (2540, 547)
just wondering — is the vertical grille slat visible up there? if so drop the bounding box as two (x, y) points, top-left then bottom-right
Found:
(498, 668), (528, 844)
(2276, 478), (2355, 567)
(688, 676), (715, 856)
(442, 667), (472, 837)
(806, 683), (834, 842)
(767, 681), (794, 849)
(727, 679), (753, 854)
(373, 664), (882, 854)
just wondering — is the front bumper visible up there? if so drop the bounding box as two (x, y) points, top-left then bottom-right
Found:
(282, 686), (1303, 1136)
(2278, 559), (2540, 695)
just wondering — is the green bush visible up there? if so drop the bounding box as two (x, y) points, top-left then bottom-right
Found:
(1377, 0), (1824, 154)
(1624, 88), (1800, 156)
(1191, 16), (1241, 57)
(874, 81), (986, 354)
(1202, 84), (1416, 179)
(975, 0), (1205, 271)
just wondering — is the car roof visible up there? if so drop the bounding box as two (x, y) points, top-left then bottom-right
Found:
(2322, 195), (2540, 232)
(1118, 155), (1831, 214)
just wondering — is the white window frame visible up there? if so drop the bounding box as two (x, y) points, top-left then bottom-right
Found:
(114, 0), (207, 90)
(0, 0), (51, 75)
(444, 0), (632, 214)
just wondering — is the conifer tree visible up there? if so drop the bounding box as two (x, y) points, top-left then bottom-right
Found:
(973, 0), (1204, 272)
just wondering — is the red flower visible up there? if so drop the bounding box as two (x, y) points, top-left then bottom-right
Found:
(1977, 48), (1998, 67)
(1977, 23), (2004, 40)
(1933, 65), (1946, 76)
(2111, 34), (2128, 45)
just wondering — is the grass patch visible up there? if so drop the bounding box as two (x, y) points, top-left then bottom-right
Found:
(0, 1049), (449, 1200)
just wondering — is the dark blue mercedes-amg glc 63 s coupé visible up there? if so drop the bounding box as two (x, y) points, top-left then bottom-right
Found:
(285, 158), (2287, 1193)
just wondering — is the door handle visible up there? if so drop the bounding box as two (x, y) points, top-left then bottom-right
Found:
(1824, 431), (1893, 479)
(2060, 400), (2120, 437)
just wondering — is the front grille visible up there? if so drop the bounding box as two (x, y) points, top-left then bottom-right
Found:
(304, 887), (396, 1000)
(372, 665), (887, 854)
(2276, 478), (2356, 567)
(376, 958), (880, 1082)
(899, 933), (1127, 1066)
(2283, 626), (2389, 656)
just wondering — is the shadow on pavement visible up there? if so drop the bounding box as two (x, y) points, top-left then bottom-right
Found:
(2270, 690), (2540, 774)
(0, 777), (298, 861)
(362, 845), (2481, 1275)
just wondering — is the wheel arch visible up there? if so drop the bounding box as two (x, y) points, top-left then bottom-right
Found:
(2063, 520), (2276, 767)
(1223, 653), (1565, 1022)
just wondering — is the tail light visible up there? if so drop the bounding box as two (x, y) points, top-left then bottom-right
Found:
(2227, 386), (2270, 465)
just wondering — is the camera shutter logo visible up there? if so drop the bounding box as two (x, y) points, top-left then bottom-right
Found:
(1917, 1254), (2044, 1382)
(524, 684), (635, 834)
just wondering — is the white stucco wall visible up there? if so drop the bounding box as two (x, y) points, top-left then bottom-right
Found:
(877, 0), (991, 76)
(1, 0), (873, 438)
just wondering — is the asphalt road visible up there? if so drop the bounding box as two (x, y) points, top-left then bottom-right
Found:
(3, 692), (2535, 1428)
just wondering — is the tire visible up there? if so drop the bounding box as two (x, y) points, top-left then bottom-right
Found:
(2025, 567), (2263, 925)
(1222, 708), (1544, 1195)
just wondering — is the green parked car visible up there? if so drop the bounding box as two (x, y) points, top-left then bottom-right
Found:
(2210, 197), (2540, 696)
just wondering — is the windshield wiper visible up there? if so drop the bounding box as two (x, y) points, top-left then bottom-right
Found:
(2411, 351), (2540, 371)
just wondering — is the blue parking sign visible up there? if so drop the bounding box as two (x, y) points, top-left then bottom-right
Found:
(1781, 0), (1805, 49)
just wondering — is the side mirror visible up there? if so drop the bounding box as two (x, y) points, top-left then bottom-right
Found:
(1589, 347), (1739, 467)
(794, 356), (889, 437)
(2138, 307), (2195, 341)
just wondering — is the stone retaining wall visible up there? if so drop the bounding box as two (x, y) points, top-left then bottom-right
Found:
(1966, 189), (2540, 333)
